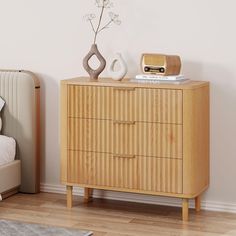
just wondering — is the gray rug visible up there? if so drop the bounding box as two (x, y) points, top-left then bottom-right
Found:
(0, 220), (93, 236)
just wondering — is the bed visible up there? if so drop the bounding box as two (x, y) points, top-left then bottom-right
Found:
(0, 70), (40, 199)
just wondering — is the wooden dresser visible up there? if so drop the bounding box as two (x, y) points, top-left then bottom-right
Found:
(60, 77), (209, 221)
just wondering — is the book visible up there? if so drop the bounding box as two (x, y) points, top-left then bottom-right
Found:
(135, 74), (186, 81)
(130, 78), (190, 85)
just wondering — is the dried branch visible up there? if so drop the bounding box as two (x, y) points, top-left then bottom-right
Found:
(84, 0), (121, 44)
(93, 3), (105, 44)
(89, 19), (96, 33)
(98, 20), (113, 33)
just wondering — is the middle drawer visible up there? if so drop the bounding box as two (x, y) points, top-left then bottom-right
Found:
(68, 118), (182, 159)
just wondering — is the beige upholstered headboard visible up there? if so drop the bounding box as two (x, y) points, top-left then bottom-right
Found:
(0, 70), (40, 193)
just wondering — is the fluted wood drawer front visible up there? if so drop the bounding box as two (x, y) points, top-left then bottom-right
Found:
(113, 122), (183, 159)
(67, 151), (139, 189)
(113, 121), (136, 157)
(68, 85), (113, 119)
(112, 87), (136, 122)
(67, 151), (182, 194)
(68, 118), (112, 153)
(113, 87), (183, 124)
(68, 85), (183, 124)
(138, 156), (183, 194)
(69, 118), (182, 158)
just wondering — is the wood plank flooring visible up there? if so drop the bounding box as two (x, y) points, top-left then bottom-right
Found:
(0, 193), (236, 235)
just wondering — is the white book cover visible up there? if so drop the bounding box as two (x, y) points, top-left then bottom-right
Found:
(130, 79), (190, 85)
(135, 74), (185, 81)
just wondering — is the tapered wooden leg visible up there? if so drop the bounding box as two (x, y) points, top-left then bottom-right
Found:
(84, 188), (93, 203)
(182, 198), (189, 221)
(195, 195), (201, 212)
(66, 185), (73, 208)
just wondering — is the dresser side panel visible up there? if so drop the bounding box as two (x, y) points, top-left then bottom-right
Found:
(60, 83), (68, 183)
(183, 85), (210, 195)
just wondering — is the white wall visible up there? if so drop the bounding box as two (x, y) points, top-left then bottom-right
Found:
(0, 0), (236, 207)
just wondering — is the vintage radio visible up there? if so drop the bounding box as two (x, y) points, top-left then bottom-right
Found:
(141, 54), (181, 76)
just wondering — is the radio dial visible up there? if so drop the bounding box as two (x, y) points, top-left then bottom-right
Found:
(159, 68), (165, 73)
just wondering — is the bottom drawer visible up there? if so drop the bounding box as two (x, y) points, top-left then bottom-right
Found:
(67, 151), (183, 194)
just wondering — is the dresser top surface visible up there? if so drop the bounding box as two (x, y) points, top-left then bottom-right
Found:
(61, 77), (209, 89)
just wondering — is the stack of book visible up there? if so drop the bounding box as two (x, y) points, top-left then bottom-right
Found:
(135, 74), (189, 83)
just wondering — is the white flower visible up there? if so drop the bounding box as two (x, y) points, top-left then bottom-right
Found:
(83, 14), (96, 21)
(109, 12), (121, 25)
(114, 19), (121, 25)
(95, 0), (113, 8)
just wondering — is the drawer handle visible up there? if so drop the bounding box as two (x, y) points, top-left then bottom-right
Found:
(113, 87), (135, 91)
(113, 121), (135, 125)
(113, 154), (135, 159)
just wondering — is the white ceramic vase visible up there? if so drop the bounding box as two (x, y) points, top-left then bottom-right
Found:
(108, 53), (127, 81)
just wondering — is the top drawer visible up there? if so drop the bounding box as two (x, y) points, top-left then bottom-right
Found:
(68, 85), (183, 124)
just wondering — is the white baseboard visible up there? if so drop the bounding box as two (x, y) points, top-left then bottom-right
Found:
(40, 183), (236, 214)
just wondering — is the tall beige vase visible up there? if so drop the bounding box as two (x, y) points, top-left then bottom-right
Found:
(83, 44), (106, 80)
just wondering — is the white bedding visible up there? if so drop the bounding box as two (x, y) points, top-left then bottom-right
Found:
(0, 135), (16, 166)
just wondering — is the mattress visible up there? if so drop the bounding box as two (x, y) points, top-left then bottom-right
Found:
(0, 160), (21, 194)
(0, 135), (16, 166)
